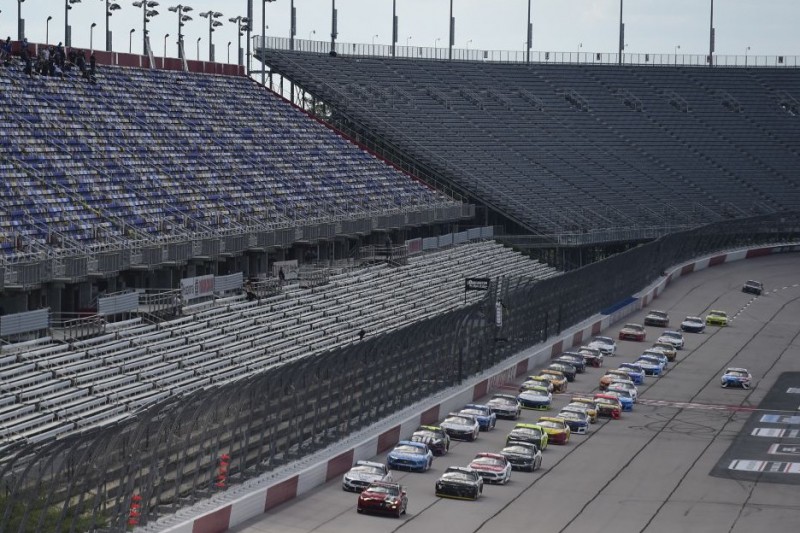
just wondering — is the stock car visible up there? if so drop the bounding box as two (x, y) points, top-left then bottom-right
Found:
(599, 369), (634, 390)
(635, 355), (666, 377)
(643, 350), (670, 368)
(521, 375), (555, 393)
(742, 280), (764, 296)
(657, 330), (685, 350)
(648, 343), (677, 363)
(558, 408), (590, 434)
(536, 417), (571, 445)
(548, 362), (577, 382)
(506, 423), (549, 451)
(469, 453), (512, 484)
(644, 310), (670, 327)
(386, 441), (434, 472)
(410, 425), (451, 456)
(357, 481), (408, 517)
(587, 336), (617, 356)
(538, 369), (568, 393)
(705, 310), (729, 326)
(460, 404), (497, 431)
(594, 394), (623, 419)
(721, 367), (752, 389)
(556, 353), (587, 373)
(603, 389), (634, 411)
(342, 461), (393, 492)
(487, 394), (522, 420)
(440, 412), (481, 441)
(681, 316), (706, 333)
(577, 346), (604, 368)
(619, 323), (647, 342)
(567, 398), (598, 423)
(500, 442), (542, 472)
(435, 466), (483, 501)
(607, 379), (638, 402)
(517, 385), (552, 410)
(618, 363), (646, 385)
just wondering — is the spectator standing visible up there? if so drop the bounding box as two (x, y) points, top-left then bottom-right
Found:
(278, 267), (286, 284)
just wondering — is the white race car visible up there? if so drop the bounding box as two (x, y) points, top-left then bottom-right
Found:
(587, 336), (617, 356)
(342, 460), (393, 492)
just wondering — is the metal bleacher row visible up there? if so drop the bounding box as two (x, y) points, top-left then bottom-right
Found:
(263, 51), (800, 234)
(0, 62), (456, 255)
(0, 240), (559, 449)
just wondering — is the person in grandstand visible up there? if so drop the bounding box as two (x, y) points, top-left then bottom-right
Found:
(278, 267), (286, 284)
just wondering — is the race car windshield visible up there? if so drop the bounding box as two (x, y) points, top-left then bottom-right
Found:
(512, 428), (541, 439)
(366, 485), (399, 496)
(624, 324), (644, 331)
(472, 457), (505, 467)
(442, 471), (474, 481)
(559, 411), (579, 420)
(664, 332), (681, 339)
(596, 398), (616, 405)
(523, 390), (549, 399)
(649, 311), (667, 318)
(412, 431), (437, 440)
(685, 317), (702, 322)
(393, 445), (425, 454)
(593, 337), (613, 344)
(537, 420), (562, 429)
(444, 416), (471, 425)
(491, 397), (516, 405)
(350, 465), (384, 475)
(728, 370), (748, 377)
(709, 311), (726, 317)
(460, 409), (484, 417)
(503, 446), (533, 455)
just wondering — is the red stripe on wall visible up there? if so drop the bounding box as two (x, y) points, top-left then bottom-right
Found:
(420, 405), (440, 425)
(515, 359), (529, 377)
(746, 247), (773, 258)
(265, 476), (299, 512)
(708, 254), (726, 266)
(192, 505), (231, 533)
(592, 321), (602, 335)
(473, 380), (488, 400)
(326, 449), (355, 481)
(377, 426), (401, 453)
(681, 264), (695, 275)
(642, 294), (649, 306)
(551, 340), (563, 357)
(571, 331), (582, 347)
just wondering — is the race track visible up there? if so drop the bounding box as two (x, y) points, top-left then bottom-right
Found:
(231, 253), (800, 533)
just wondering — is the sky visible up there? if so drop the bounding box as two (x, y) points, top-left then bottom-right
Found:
(0, 0), (797, 63)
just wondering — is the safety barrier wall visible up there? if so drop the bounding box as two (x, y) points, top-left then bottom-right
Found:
(1, 212), (798, 532)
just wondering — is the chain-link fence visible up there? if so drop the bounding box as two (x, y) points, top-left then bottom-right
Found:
(1, 212), (798, 532)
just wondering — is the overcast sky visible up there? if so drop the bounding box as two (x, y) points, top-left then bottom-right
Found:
(1, 1), (797, 62)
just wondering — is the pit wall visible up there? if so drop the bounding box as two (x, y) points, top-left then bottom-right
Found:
(154, 243), (798, 533)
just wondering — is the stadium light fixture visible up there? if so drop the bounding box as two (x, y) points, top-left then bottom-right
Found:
(196, 36), (200, 60)
(372, 33), (378, 46)
(227, 40), (231, 63)
(406, 35), (411, 47)
(260, 0), (277, 84)
(229, 15), (248, 66)
(168, 4), (193, 60)
(200, 10), (224, 62)
(132, 1), (160, 56)
(618, 0), (624, 65)
(104, 1), (122, 52)
(46, 15), (53, 45)
(466, 39), (472, 51)
(308, 29), (315, 40)
(65, 0), (82, 48)
(526, 0), (532, 64)
(448, 0), (454, 60)
(163, 32), (168, 58)
(129, 28), (135, 52)
(90, 21), (97, 52)
(708, 0), (715, 66)
(17, 0), (26, 41)
(674, 44), (680, 65)
(745, 45), (750, 66)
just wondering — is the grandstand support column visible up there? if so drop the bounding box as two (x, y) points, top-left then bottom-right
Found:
(330, 0), (338, 54)
(391, 0), (397, 57)
(290, 0), (296, 51)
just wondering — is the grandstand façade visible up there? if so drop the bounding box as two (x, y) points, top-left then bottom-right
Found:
(1, 36), (800, 532)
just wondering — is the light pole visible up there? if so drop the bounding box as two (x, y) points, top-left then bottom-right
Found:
(129, 28), (135, 52)
(708, 0), (715, 66)
(391, 0), (397, 57)
(227, 41), (231, 63)
(577, 42), (582, 63)
(372, 33), (378, 45)
(132, 1), (160, 56)
(163, 32), (168, 57)
(406, 35), (412, 47)
(448, 0), (454, 60)
(17, 0), (26, 41)
(674, 44), (680, 65)
(261, 0), (275, 82)
(90, 22), (97, 52)
(289, 0), (296, 51)
(196, 36), (200, 60)
(466, 39), (472, 51)
(104, 1), (122, 52)
(434, 37), (440, 49)
(228, 15), (249, 66)
(199, 10), (223, 62)
(168, 4), (193, 61)
(745, 45), (750, 66)
(618, 0), (624, 65)
(65, 0), (81, 48)
(308, 29), (315, 40)
(46, 15), (53, 45)
(329, 0), (337, 54)
(526, 0), (532, 64)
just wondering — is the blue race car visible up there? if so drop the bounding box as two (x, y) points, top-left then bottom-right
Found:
(721, 368), (752, 389)
(635, 355), (665, 377)
(558, 408), (590, 434)
(618, 363), (646, 385)
(386, 441), (433, 472)
(604, 389), (634, 411)
(460, 404), (497, 431)
(517, 385), (552, 410)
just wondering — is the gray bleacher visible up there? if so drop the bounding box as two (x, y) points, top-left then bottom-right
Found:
(263, 51), (800, 234)
(0, 241), (558, 447)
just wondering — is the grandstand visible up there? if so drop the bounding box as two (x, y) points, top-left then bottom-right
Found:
(261, 49), (800, 244)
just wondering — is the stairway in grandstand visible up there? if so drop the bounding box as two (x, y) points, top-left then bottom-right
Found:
(0, 241), (558, 448)
(263, 51), (800, 235)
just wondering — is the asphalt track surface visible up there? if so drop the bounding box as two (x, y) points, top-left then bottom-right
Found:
(232, 254), (800, 533)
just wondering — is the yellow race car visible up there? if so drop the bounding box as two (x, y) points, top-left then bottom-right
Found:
(705, 310), (729, 326)
(537, 369), (568, 393)
(536, 416), (571, 444)
(648, 342), (677, 362)
(568, 397), (598, 423)
(599, 369), (632, 390)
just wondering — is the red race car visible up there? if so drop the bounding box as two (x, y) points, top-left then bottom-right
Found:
(594, 393), (622, 420)
(357, 481), (408, 518)
(618, 323), (646, 342)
